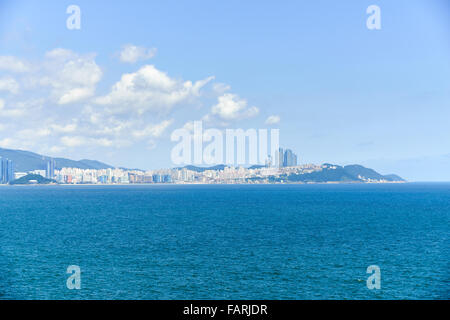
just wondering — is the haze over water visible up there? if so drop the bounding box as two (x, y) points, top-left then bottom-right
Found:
(0, 183), (448, 299)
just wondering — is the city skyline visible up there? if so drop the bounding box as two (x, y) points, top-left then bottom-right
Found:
(0, 1), (449, 181)
(1, 145), (406, 185)
(6, 162), (405, 185)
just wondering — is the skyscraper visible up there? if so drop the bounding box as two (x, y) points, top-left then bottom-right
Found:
(0, 157), (14, 184)
(276, 148), (298, 168)
(283, 149), (292, 167)
(46, 159), (56, 179)
(283, 149), (298, 167)
(7, 159), (13, 182)
(0, 157), (3, 183)
(277, 148), (284, 168)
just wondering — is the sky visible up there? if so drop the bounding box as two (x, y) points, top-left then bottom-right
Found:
(0, 0), (449, 181)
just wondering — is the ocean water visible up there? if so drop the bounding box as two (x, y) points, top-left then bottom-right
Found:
(0, 183), (448, 300)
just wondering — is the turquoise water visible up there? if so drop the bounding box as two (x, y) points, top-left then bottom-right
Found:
(0, 183), (448, 299)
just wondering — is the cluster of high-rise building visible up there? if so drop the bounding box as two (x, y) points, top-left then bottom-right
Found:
(53, 167), (175, 184)
(2, 148), (301, 185)
(0, 157), (14, 184)
(36, 164), (309, 185)
(55, 167), (130, 184)
(277, 148), (298, 168)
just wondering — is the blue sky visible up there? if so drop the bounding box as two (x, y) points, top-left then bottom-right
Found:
(0, 0), (449, 180)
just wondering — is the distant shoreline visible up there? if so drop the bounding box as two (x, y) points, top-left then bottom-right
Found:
(0, 181), (410, 187)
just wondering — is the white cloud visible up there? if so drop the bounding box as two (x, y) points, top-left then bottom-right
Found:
(60, 136), (113, 148)
(92, 138), (114, 147)
(95, 65), (214, 115)
(0, 50), (204, 155)
(39, 48), (102, 105)
(50, 123), (78, 133)
(210, 93), (259, 121)
(0, 77), (20, 94)
(212, 82), (231, 94)
(58, 87), (94, 105)
(48, 146), (65, 154)
(182, 121), (195, 132)
(17, 128), (51, 139)
(15, 98), (45, 110)
(1, 109), (25, 117)
(60, 136), (86, 147)
(119, 44), (157, 63)
(0, 48), (265, 158)
(0, 99), (26, 118)
(265, 115), (280, 124)
(132, 119), (173, 139)
(0, 98), (45, 120)
(92, 119), (133, 137)
(44, 48), (75, 60)
(0, 56), (30, 73)
(0, 138), (17, 148)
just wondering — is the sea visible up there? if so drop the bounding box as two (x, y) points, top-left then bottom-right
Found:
(0, 183), (448, 300)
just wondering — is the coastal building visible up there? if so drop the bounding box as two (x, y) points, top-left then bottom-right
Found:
(46, 159), (56, 179)
(276, 148), (298, 168)
(0, 157), (14, 184)
(283, 149), (298, 167)
(277, 148), (284, 168)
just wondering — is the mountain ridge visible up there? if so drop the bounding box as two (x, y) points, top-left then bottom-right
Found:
(0, 147), (114, 172)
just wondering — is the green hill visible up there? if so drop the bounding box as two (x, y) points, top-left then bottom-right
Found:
(10, 174), (56, 185)
(383, 174), (405, 182)
(285, 164), (405, 183)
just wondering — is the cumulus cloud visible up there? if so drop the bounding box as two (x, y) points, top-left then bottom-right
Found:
(39, 48), (102, 105)
(17, 128), (51, 139)
(60, 136), (113, 148)
(0, 47), (267, 158)
(0, 50), (188, 155)
(0, 49), (105, 154)
(0, 49), (102, 106)
(212, 82), (231, 94)
(60, 136), (87, 147)
(119, 44), (157, 63)
(0, 77), (20, 94)
(50, 122), (78, 133)
(0, 56), (30, 73)
(265, 115), (280, 124)
(132, 119), (173, 139)
(0, 98), (26, 118)
(182, 121), (195, 132)
(209, 93), (259, 121)
(95, 65), (214, 115)
(58, 87), (94, 105)
(0, 138), (15, 148)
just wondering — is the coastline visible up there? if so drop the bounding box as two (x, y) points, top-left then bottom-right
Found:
(0, 181), (409, 187)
